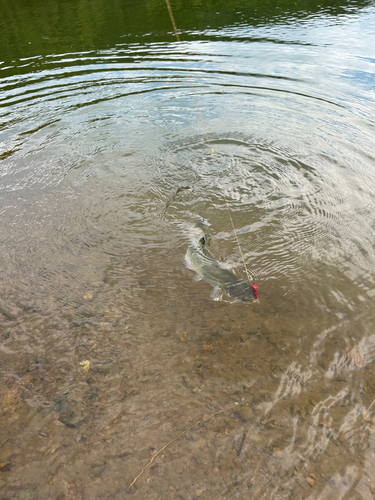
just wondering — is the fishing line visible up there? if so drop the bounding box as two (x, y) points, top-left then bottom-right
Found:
(164, 0), (257, 294)
(225, 199), (253, 283)
(164, 0), (213, 156)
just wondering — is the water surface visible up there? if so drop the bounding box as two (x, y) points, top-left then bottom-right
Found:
(1, 0), (375, 498)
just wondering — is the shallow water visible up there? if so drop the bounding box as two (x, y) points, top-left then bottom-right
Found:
(1, 0), (375, 498)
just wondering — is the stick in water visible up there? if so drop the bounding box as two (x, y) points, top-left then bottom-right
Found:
(127, 402), (238, 491)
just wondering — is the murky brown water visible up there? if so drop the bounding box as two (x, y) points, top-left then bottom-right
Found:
(1, 0), (375, 498)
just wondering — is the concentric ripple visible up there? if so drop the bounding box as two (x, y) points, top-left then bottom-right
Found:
(0, 17), (374, 336)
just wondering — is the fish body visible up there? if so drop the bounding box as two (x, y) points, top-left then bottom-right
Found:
(184, 226), (258, 302)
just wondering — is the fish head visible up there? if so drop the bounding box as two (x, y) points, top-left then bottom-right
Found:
(225, 281), (258, 302)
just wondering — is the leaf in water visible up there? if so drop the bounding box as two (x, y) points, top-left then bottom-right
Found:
(363, 411), (372, 422)
(80, 360), (90, 373)
(347, 347), (366, 370)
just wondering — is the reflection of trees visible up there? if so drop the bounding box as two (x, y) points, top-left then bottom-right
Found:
(0, 0), (372, 62)
(0, 0), (106, 60)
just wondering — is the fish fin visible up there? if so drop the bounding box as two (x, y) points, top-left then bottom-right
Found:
(211, 286), (223, 301)
(184, 256), (193, 270)
(184, 256), (202, 280)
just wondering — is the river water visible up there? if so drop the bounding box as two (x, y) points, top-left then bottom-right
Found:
(1, 0), (375, 498)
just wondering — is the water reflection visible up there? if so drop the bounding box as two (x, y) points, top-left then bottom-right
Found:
(0, 0), (373, 63)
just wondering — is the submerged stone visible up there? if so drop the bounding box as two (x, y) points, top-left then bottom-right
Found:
(235, 404), (252, 422)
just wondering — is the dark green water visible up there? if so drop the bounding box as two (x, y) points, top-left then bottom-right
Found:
(1, 0), (375, 499)
(1, 0), (370, 59)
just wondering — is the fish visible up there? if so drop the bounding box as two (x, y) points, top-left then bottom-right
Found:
(184, 220), (259, 302)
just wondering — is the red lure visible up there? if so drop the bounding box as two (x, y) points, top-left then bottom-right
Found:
(252, 283), (259, 299)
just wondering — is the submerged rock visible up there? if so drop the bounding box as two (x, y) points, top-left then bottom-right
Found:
(84, 386), (98, 402)
(54, 395), (87, 429)
(234, 404), (252, 422)
(58, 411), (86, 429)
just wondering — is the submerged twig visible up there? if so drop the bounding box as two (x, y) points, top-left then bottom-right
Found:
(127, 402), (238, 491)
(237, 431), (247, 457)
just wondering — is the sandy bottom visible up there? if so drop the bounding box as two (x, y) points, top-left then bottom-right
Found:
(1, 252), (375, 500)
